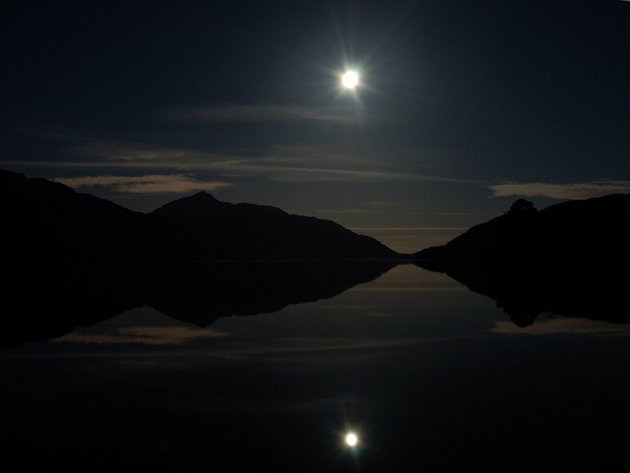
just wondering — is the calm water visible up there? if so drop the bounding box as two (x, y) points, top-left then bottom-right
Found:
(2, 264), (630, 472)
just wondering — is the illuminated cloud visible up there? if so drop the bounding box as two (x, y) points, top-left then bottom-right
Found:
(490, 182), (630, 200)
(57, 326), (231, 345)
(71, 141), (212, 164)
(54, 174), (233, 194)
(493, 318), (630, 335)
(162, 103), (358, 125)
(13, 140), (484, 185)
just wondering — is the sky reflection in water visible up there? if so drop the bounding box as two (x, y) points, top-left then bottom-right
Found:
(2, 264), (630, 472)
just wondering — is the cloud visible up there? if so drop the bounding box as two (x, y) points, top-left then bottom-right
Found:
(492, 317), (630, 335)
(57, 326), (231, 345)
(0, 141), (489, 185)
(204, 336), (455, 360)
(490, 181), (630, 200)
(162, 103), (358, 125)
(54, 174), (233, 194)
(72, 141), (211, 164)
(316, 208), (369, 215)
(5, 140), (483, 185)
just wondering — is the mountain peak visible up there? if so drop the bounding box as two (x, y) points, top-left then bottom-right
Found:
(413, 194), (630, 263)
(3, 168), (400, 261)
(149, 190), (226, 221)
(191, 190), (218, 200)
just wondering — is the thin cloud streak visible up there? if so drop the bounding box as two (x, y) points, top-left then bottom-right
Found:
(57, 326), (231, 345)
(493, 318), (630, 335)
(54, 174), (233, 194)
(3, 141), (484, 185)
(490, 182), (630, 200)
(163, 103), (358, 125)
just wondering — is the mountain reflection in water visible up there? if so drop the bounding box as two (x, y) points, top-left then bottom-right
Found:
(416, 260), (629, 327)
(2, 264), (630, 472)
(1, 260), (396, 350)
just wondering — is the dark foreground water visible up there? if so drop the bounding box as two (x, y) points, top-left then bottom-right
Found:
(2, 264), (629, 472)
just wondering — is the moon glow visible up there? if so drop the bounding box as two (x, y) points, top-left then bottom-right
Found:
(345, 432), (359, 447)
(341, 70), (359, 89)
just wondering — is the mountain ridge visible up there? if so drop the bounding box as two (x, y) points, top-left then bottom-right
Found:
(1, 169), (399, 261)
(413, 194), (630, 264)
(412, 194), (630, 327)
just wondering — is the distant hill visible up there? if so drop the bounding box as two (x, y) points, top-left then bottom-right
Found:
(1, 169), (146, 262)
(413, 195), (630, 327)
(1, 169), (398, 261)
(414, 195), (630, 265)
(145, 260), (395, 327)
(0, 260), (395, 351)
(149, 191), (398, 260)
(415, 260), (630, 328)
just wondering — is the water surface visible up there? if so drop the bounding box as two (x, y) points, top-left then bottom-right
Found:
(2, 264), (629, 472)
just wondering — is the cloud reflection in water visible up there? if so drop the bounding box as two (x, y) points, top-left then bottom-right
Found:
(56, 325), (231, 345)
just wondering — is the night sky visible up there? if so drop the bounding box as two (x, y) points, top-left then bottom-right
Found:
(3, 0), (630, 252)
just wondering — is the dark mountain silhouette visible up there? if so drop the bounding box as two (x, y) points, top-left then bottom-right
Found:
(1, 262), (142, 350)
(414, 195), (630, 327)
(0, 260), (395, 351)
(145, 260), (395, 326)
(149, 191), (398, 260)
(1, 168), (399, 348)
(1, 169), (146, 262)
(414, 195), (630, 264)
(417, 261), (628, 327)
(1, 169), (398, 261)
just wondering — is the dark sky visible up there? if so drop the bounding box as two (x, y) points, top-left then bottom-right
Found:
(2, 0), (630, 251)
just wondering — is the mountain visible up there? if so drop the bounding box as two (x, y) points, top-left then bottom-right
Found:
(414, 195), (630, 265)
(149, 191), (398, 260)
(413, 195), (630, 327)
(0, 260), (395, 350)
(0, 168), (398, 349)
(1, 169), (146, 262)
(146, 260), (395, 326)
(415, 261), (629, 328)
(1, 169), (398, 261)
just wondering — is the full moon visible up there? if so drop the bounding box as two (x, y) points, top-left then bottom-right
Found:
(341, 70), (359, 89)
(345, 432), (358, 447)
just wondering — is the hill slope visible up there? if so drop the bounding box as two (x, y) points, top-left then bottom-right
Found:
(1, 169), (145, 262)
(1, 169), (398, 261)
(413, 195), (630, 327)
(149, 191), (398, 260)
(414, 195), (630, 264)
